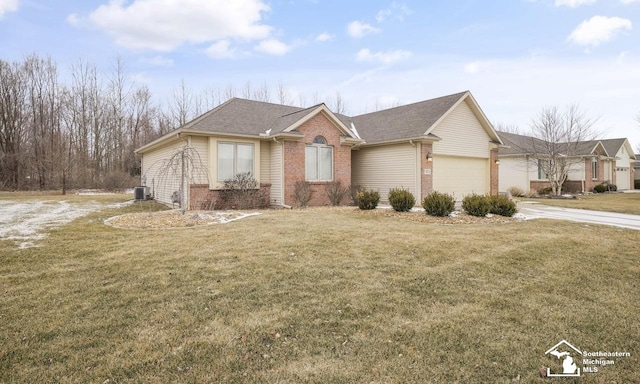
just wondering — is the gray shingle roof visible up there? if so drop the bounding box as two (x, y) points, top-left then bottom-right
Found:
(497, 132), (628, 157)
(182, 98), (307, 136)
(177, 92), (470, 144)
(346, 92), (468, 144)
(599, 138), (627, 158)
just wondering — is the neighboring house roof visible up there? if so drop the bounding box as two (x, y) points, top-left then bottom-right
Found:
(136, 90), (502, 153)
(497, 131), (631, 158)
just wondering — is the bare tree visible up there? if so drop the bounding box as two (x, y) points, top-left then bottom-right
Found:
(331, 92), (347, 114)
(242, 81), (252, 99)
(253, 82), (271, 102)
(169, 78), (194, 127)
(277, 82), (291, 105)
(0, 60), (27, 189)
(494, 122), (523, 135)
(528, 105), (600, 196)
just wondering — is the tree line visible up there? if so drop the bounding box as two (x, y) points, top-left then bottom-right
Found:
(0, 54), (365, 192)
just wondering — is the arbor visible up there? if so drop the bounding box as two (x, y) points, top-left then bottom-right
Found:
(528, 105), (600, 196)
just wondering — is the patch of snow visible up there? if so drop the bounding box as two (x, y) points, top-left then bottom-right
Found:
(449, 211), (460, 218)
(217, 212), (261, 224)
(485, 213), (494, 218)
(0, 199), (132, 248)
(512, 212), (534, 220)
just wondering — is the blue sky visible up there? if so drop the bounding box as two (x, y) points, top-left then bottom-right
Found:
(1, 0), (639, 148)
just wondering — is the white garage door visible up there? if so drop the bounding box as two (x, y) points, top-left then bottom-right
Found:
(617, 167), (630, 190)
(433, 155), (489, 200)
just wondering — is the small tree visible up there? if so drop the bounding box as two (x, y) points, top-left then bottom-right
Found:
(527, 105), (600, 196)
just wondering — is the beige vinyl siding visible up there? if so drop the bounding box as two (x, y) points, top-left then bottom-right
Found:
(352, 143), (416, 203)
(260, 141), (271, 184)
(498, 157), (531, 193)
(433, 155), (488, 199)
(141, 138), (189, 206)
(189, 136), (210, 184)
(269, 141), (284, 205)
(431, 100), (491, 158)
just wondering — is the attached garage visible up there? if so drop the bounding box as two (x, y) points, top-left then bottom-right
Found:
(432, 155), (489, 199)
(617, 167), (630, 190)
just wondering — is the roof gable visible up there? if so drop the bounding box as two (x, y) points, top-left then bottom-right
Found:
(347, 92), (467, 144)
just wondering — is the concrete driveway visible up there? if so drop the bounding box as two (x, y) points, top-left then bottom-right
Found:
(518, 202), (640, 231)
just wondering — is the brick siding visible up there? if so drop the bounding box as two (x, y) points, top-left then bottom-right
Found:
(283, 113), (352, 207)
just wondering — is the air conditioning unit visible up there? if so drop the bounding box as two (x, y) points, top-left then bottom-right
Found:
(134, 186), (150, 201)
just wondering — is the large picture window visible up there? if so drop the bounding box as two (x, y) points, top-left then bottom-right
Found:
(217, 142), (254, 182)
(305, 136), (333, 181)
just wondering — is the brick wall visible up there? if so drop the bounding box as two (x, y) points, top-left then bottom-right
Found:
(530, 180), (583, 194)
(189, 183), (271, 210)
(283, 113), (352, 206)
(420, 143), (433, 200)
(584, 157), (605, 192)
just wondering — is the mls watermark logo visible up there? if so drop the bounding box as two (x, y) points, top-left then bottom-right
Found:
(544, 340), (582, 377)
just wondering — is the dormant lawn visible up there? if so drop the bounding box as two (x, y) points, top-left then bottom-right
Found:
(1, 194), (638, 383)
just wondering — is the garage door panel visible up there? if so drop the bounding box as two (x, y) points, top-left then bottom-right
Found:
(433, 155), (488, 199)
(617, 168), (630, 190)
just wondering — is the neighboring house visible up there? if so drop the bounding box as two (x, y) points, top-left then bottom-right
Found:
(498, 132), (636, 193)
(135, 91), (503, 209)
(635, 154), (640, 182)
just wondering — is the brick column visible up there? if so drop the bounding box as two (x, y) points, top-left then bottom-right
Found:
(420, 143), (433, 199)
(490, 148), (499, 195)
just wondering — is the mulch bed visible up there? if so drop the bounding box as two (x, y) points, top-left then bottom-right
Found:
(104, 210), (260, 229)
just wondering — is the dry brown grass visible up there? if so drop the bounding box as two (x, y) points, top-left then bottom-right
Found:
(520, 192), (640, 215)
(1, 195), (638, 383)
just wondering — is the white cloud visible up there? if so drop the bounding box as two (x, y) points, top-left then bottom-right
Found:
(315, 32), (334, 42)
(356, 48), (412, 64)
(568, 16), (632, 46)
(554, 0), (596, 7)
(205, 40), (239, 59)
(0, 0), (19, 18)
(254, 38), (292, 56)
(464, 62), (481, 74)
(141, 56), (174, 67)
(376, 2), (411, 22)
(85, 0), (272, 51)
(347, 21), (381, 38)
(620, 0), (640, 3)
(376, 9), (392, 22)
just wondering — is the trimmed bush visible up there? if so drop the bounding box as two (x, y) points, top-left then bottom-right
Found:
(388, 187), (415, 212)
(350, 184), (365, 206)
(357, 190), (380, 210)
(462, 194), (491, 217)
(538, 186), (553, 195)
(488, 194), (517, 217)
(422, 191), (455, 217)
(594, 183), (617, 193)
(221, 172), (268, 209)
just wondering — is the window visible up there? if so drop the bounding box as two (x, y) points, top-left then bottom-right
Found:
(537, 159), (549, 180)
(217, 142), (254, 182)
(591, 157), (598, 180)
(305, 136), (333, 181)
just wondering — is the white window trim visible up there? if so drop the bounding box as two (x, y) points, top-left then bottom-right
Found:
(216, 141), (255, 182)
(591, 157), (598, 180)
(305, 141), (334, 182)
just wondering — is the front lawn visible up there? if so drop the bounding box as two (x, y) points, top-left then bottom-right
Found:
(1, 196), (638, 383)
(521, 192), (640, 215)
